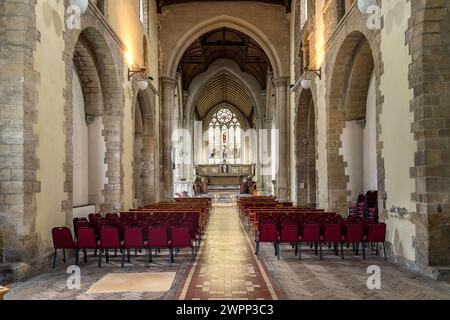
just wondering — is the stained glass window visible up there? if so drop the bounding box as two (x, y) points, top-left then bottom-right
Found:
(208, 107), (242, 164)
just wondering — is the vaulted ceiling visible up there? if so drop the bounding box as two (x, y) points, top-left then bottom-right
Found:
(196, 74), (254, 119)
(156, 0), (292, 13)
(179, 28), (271, 91)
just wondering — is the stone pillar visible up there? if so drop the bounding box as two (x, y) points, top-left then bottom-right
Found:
(0, 0), (40, 282)
(274, 77), (290, 201)
(160, 77), (177, 200)
(185, 118), (195, 182)
(254, 119), (264, 190)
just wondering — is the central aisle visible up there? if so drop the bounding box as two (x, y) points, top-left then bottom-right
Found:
(177, 203), (279, 300)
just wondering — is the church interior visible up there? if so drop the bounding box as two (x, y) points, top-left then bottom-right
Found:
(1, 0), (450, 301)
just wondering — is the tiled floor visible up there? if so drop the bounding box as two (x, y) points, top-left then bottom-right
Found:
(5, 200), (450, 300)
(176, 205), (279, 300)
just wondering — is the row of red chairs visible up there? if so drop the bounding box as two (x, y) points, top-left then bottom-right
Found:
(255, 221), (387, 260)
(52, 224), (197, 268)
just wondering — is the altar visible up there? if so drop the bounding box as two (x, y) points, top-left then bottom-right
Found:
(196, 164), (254, 186)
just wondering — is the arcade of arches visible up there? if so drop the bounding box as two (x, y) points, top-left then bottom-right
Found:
(2, 0), (450, 300)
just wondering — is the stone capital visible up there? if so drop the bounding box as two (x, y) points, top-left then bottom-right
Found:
(160, 77), (177, 89)
(273, 76), (289, 88)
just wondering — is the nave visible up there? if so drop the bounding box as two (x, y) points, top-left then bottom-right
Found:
(2, 0), (450, 302)
(5, 195), (450, 300)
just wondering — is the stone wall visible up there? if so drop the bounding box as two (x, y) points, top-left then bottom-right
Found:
(408, 0), (450, 278)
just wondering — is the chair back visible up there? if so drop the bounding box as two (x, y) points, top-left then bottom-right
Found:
(345, 224), (363, 242)
(100, 227), (121, 249)
(279, 223), (298, 242)
(148, 226), (170, 248)
(77, 227), (97, 249)
(171, 227), (192, 248)
(124, 227), (144, 249)
(52, 227), (75, 249)
(367, 223), (386, 242)
(258, 223), (277, 242)
(301, 224), (320, 242)
(322, 224), (341, 242)
(106, 213), (119, 220)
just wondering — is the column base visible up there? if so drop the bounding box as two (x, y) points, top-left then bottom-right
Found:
(0, 263), (31, 285)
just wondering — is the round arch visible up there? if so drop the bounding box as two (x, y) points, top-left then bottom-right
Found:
(326, 30), (379, 215)
(64, 10), (125, 221)
(166, 15), (283, 80)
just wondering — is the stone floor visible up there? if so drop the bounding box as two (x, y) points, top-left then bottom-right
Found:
(5, 201), (450, 300)
(5, 246), (192, 300)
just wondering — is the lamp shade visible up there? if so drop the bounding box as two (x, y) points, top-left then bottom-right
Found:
(138, 80), (149, 91)
(357, 0), (377, 14)
(70, 0), (89, 13)
(301, 79), (312, 90)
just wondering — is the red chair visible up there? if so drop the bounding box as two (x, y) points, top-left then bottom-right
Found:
(298, 224), (320, 259)
(106, 213), (119, 220)
(278, 223), (299, 259)
(98, 227), (122, 267)
(75, 227), (99, 264)
(320, 224), (342, 260)
(365, 223), (387, 259)
(122, 227), (146, 267)
(171, 227), (195, 263)
(255, 222), (278, 257)
(342, 224), (365, 259)
(147, 226), (172, 265)
(73, 217), (88, 230)
(51, 227), (76, 268)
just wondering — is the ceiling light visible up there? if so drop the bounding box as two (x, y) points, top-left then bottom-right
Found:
(301, 79), (312, 90)
(128, 68), (153, 91)
(69, 0), (89, 14)
(357, 0), (377, 14)
(138, 80), (149, 91)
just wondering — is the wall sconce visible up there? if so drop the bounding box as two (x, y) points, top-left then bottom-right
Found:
(69, 0), (89, 13)
(128, 68), (153, 91)
(300, 67), (322, 90)
(357, 0), (377, 14)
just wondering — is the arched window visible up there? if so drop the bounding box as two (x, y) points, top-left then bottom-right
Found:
(208, 107), (242, 164)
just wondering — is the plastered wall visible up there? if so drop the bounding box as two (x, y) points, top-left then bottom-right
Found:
(33, 0), (160, 244)
(34, 0), (67, 245)
(289, 0), (415, 263)
(379, 0), (416, 262)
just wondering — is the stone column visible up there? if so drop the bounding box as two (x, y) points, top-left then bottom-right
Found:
(254, 119), (264, 191)
(0, 0), (40, 282)
(185, 118), (195, 182)
(274, 77), (290, 201)
(160, 77), (177, 200)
